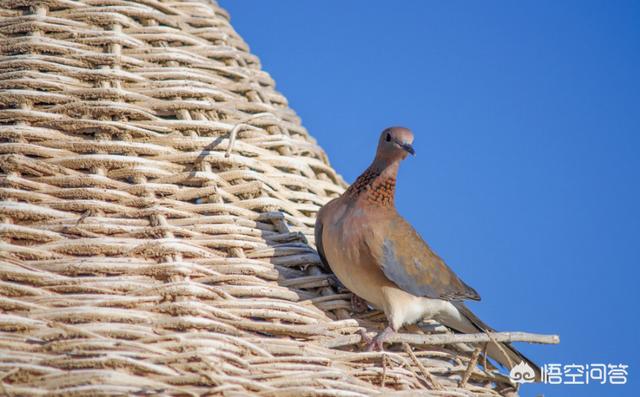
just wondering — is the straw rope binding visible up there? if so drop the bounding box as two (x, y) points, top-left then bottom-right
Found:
(0, 1), (558, 396)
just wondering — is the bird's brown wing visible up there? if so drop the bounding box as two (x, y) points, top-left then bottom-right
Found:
(314, 201), (332, 273)
(367, 215), (480, 301)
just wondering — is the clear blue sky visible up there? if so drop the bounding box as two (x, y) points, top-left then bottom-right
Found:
(223, 1), (640, 396)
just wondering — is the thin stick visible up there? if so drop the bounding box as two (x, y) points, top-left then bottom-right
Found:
(459, 346), (482, 388)
(483, 329), (515, 369)
(389, 331), (559, 346)
(225, 113), (276, 157)
(403, 342), (443, 390)
(0, 368), (18, 397)
(481, 342), (489, 371)
(380, 353), (387, 388)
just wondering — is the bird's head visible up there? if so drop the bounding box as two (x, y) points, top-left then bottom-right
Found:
(376, 126), (415, 162)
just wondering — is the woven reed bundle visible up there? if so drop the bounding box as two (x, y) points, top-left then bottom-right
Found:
(0, 1), (557, 396)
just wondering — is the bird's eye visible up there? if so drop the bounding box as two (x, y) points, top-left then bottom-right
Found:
(386, 133), (391, 142)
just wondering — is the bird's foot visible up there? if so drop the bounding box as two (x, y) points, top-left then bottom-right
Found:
(350, 294), (368, 313)
(357, 328), (373, 346)
(365, 326), (395, 352)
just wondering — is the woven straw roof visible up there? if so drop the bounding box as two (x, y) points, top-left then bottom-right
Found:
(0, 1), (553, 396)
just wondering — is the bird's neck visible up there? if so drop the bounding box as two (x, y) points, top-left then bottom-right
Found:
(346, 159), (400, 207)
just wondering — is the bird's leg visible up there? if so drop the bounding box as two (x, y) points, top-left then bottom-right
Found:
(357, 328), (373, 346)
(350, 293), (368, 313)
(365, 325), (395, 352)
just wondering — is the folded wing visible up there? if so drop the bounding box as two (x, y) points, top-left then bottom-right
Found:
(314, 200), (333, 273)
(368, 215), (480, 301)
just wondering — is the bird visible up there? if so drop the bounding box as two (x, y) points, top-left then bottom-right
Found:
(315, 126), (539, 378)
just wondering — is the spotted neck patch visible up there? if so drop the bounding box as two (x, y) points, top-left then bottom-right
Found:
(346, 166), (396, 207)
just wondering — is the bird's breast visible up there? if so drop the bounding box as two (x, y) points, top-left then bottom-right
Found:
(322, 207), (392, 308)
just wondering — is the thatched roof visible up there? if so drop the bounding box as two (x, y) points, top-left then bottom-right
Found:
(0, 1), (555, 396)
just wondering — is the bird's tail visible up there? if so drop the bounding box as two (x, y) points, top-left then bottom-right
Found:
(444, 302), (541, 382)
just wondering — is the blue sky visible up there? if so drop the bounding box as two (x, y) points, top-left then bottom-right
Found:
(223, 1), (640, 395)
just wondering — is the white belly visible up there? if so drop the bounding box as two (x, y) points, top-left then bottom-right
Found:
(381, 286), (456, 330)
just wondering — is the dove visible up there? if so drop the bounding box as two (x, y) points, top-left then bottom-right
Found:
(315, 126), (539, 378)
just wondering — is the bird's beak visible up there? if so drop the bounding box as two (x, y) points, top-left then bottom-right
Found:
(401, 142), (415, 156)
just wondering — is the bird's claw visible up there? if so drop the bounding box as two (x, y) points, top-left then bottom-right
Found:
(362, 326), (394, 352)
(358, 329), (373, 346)
(365, 338), (385, 352)
(358, 329), (385, 351)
